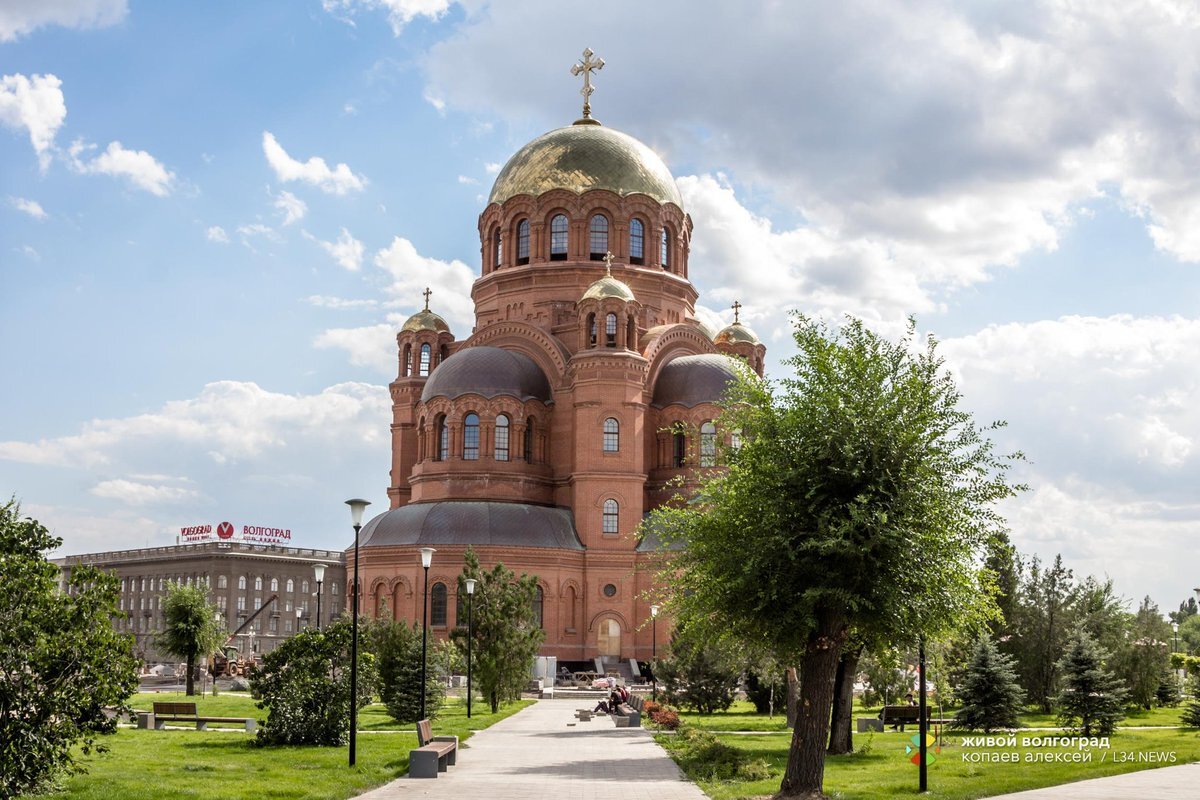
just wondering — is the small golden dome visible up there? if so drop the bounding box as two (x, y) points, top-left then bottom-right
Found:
(581, 274), (636, 302)
(715, 321), (760, 345)
(489, 122), (682, 208)
(401, 309), (451, 334)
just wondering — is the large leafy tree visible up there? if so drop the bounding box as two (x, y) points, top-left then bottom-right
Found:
(647, 316), (1020, 799)
(450, 547), (544, 713)
(0, 500), (140, 797)
(1011, 554), (1076, 713)
(1120, 596), (1172, 710)
(252, 618), (376, 746)
(158, 581), (224, 696)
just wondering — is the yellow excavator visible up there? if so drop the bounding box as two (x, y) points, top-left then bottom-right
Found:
(209, 593), (277, 678)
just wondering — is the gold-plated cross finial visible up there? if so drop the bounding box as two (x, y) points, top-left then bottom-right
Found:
(603, 251), (614, 277)
(732, 300), (742, 324)
(571, 48), (605, 120)
(422, 287), (432, 311)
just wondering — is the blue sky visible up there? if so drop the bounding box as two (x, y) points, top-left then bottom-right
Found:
(2, 1), (1199, 615)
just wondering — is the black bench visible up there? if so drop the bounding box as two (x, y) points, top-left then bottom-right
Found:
(880, 705), (929, 731)
(410, 718), (459, 778)
(149, 701), (256, 732)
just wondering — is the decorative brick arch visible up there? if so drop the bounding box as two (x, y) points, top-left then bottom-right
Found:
(588, 610), (630, 633)
(461, 323), (571, 383)
(643, 325), (720, 386)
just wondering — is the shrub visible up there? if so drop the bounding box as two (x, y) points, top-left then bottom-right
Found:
(252, 619), (376, 746)
(642, 699), (662, 716)
(656, 625), (740, 714)
(1182, 674), (1200, 728)
(665, 727), (752, 781)
(365, 619), (444, 723)
(650, 707), (680, 730)
(743, 669), (786, 714)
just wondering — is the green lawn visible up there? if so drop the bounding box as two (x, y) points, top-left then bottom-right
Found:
(659, 702), (1200, 800)
(59, 696), (531, 800)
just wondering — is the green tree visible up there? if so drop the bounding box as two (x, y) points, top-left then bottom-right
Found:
(0, 500), (140, 797)
(647, 316), (1020, 798)
(450, 547), (544, 713)
(656, 625), (741, 714)
(252, 618), (376, 746)
(1011, 554), (1075, 713)
(1121, 597), (1172, 710)
(954, 634), (1025, 732)
(1178, 614), (1200, 655)
(1056, 626), (1127, 737)
(1168, 597), (1197, 627)
(1155, 669), (1180, 707)
(365, 618), (444, 723)
(1182, 674), (1200, 727)
(157, 581), (224, 696)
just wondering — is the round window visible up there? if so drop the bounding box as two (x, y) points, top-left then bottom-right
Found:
(603, 583), (617, 597)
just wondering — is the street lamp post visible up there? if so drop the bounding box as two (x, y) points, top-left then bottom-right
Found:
(419, 547), (436, 721)
(345, 498), (371, 768)
(1174, 622), (1180, 653)
(296, 607), (303, 632)
(465, 578), (476, 718)
(314, 563), (326, 631)
(650, 604), (660, 702)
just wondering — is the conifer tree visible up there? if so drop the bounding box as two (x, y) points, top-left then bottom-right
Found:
(1181, 674), (1200, 727)
(954, 634), (1025, 732)
(1154, 669), (1180, 708)
(1056, 626), (1127, 736)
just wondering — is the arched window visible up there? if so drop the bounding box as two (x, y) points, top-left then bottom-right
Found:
(494, 414), (510, 461)
(700, 421), (717, 466)
(218, 575), (228, 589)
(533, 586), (544, 629)
(286, 578), (294, 593)
(238, 576), (246, 591)
(524, 417), (535, 462)
(431, 582), (447, 626)
(492, 227), (502, 268)
(602, 499), (619, 534)
(550, 214), (568, 260)
(516, 219), (530, 265)
(629, 218), (644, 264)
(566, 585), (577, 630)
(660, 227), (670, 269)
(270, 578), (279, 592)
(402, 343), (411, 376)
(255, 576), (263, 591)
(419, 343), (432, 377)
(672, 430), (686, 467)
(587, 312), (597, 346)
(435, 414), (449, 461)
(332, 582), (339, 596)
(589, 214), (608, 260)
(603, 417), (619, 452)
(463, 413), (480, 460)
(301, 579), (309, 593)
(605, 312), (617, 347)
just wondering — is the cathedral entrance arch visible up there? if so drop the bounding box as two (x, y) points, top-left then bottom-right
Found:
(596, 618), (621, 657)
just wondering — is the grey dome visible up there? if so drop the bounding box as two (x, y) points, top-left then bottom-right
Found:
(652, 354), (742, 408)
(421, 347), (552, 404)
(360, 501), (583, 550)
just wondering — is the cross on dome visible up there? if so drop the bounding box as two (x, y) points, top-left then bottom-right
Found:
(422, 287), (432, 311)
(732, 300), (742, 324)
(603, 251), (615, 276)
(571, 48), (605, 121)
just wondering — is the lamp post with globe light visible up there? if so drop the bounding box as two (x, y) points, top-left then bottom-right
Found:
(420, 547), (436, 721)
(313, 563), (326, 631)
(466, 578), (476, 718)
(650, 604), (660, 701)
(345, 498), (370, 767)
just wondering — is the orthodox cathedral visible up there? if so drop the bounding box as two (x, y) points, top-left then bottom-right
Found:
(350, 52), (765, 664)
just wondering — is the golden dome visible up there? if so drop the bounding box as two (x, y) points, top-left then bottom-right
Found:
(581, 274), (636, 302)
(715, 321), (761, 345)
(401, 309), (451, 334)
(488, 122), (683, 208)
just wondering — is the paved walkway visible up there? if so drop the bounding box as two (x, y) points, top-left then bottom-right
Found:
(982, 761), (1200, 799)
(354, 698), (707, 800)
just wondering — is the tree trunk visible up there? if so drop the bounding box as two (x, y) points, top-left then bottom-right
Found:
(185, 653), (195, 696)
(786, 666), (799, 728)
(778, 610), (848, 799)
(827, 644), (863, 755)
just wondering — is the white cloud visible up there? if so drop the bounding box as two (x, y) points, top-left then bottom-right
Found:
(9, 196), (46, 219)
(457, 175), (478, 185)
(17, 244), (40, 261)
(314, 321), (400, 373)
(306, 295), (379, 311)
(90, 478), (204, 506)
(206, 225), (229, 243)
(304, 227), (365, 271)
(321, 0), (453, 35)
(272, 188), (307, 225)
(0, 0), (126, 42)
(0, 380), (390, 469)
(484, 162), (501, 174)
(261, 131), (366, 195)
(0, 73), (66, 170)
(69, 139), (175, 196)
(423, 0), (1200, 282)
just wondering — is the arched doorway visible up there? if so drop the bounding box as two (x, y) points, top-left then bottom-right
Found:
(597, 618), (621, 658)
